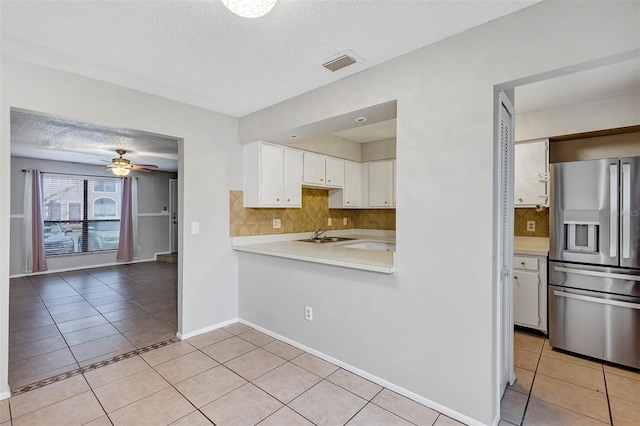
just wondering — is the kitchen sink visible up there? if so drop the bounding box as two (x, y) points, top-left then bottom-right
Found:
(299, 237), (356, 243)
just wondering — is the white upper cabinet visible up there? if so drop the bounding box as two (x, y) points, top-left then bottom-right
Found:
(325, 157), (345, 187)
(243, 141), (302, 208)
(302, 152), (326, 186)
(329, 160), (360, 209)
(302, 152), (344, 188)
(515, 139), (549, 207)
(283, 148), (303, 206)
(368, 160), (395, 208)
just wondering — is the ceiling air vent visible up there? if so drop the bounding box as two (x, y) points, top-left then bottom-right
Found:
(321, 50), (363, 72)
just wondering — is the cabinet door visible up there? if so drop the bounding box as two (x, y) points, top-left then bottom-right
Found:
(283, 148), (302, 206)
(303, 152), (326, 186)
(325, 157), (344, 187)
(260, 144), (284, 206)
(515, 139), (548, 206)
(368, 160), (394, 207)
(513, 270), (540, 327)
(343, 161), (361, 207)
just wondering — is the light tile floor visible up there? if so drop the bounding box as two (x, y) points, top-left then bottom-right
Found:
(9, 262), (177, 390)
(502, 329), (640, 426)
(2, 322), (464, 426)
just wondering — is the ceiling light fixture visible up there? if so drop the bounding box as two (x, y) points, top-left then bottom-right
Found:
(221, 0), (277, 18)
(112, 165), (131, 177)
(354, 117), (367, 123)
(289, 134), (299, 139)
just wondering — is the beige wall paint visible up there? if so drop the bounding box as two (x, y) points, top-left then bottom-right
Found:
(550, 132), (640, 163)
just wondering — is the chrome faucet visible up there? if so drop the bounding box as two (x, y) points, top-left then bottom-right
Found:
(313, 229), (326, 240)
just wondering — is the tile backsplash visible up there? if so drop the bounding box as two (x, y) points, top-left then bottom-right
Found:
(229, 189), (396, 237)
(515, 208), (549, 237)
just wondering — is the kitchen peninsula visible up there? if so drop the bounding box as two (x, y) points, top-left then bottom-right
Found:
(232, 230), (396, 273)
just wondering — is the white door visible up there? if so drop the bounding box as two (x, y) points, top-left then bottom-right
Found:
(169, 178), (178, 253)
(496, 91), (516, 396)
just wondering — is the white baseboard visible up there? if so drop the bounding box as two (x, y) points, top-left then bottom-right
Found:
(9, 256), (164, 278)
(177, 317), (239, 340)
(0, 390), (11, 400)
(239, 319), (483, 426)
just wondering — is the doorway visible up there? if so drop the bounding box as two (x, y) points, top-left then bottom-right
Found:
(494, 49), (639, 421)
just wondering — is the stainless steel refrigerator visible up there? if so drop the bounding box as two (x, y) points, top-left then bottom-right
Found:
(549, 156), (639, 369)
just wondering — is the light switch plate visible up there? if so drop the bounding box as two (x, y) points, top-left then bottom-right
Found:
(191, 222), (200, 234)
(527, 221), (536, 232)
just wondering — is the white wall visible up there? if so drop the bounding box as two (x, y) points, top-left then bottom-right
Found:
(0, 57), (242, 397)
(237, 2), (639, 424)
(515, 92), (640, 141)
(288, 134), (362, 162)
(9, 156), (177, 275)
(361, 138), (396, 162)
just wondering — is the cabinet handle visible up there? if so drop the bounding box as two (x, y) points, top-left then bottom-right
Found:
(287, 198), (290, 202)
(276, 198), (280, 202)
(384, 201), (388, 204)
(514, 276), (518, 280)
(518, 198), (523, 202)
(346, 201), (350, 204)
(320, 178), (324, 181)
(521, 261), (526, 266)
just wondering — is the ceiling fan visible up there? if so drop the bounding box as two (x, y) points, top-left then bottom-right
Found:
(104, 149), (158, 176)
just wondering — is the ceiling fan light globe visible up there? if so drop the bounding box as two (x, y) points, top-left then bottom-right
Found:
(221, 0), (277, 18)
(112, 166), (130, 176)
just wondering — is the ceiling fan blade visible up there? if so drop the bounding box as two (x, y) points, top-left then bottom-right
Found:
(132, 164), (158, 168)
(133, 167), (155, 172)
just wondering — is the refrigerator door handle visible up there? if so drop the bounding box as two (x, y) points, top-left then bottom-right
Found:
(554, 290), (640, 310)
(554, 265), (640, 282)
(622, 163), (631, 259)
(610, 164), (618, 258)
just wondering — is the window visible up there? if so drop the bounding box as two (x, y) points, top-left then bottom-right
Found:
(94, 180), (117, 192)
(42, 174), (122, 256)
(94, 197), (117, 217)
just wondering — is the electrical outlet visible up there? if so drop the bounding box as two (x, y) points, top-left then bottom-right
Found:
(273, 218), (281, 229)
(327, 218), (332, 226)
(527, 221), (536, 232)
(343, 217), (347, 225)
(305, 306), (313, 321)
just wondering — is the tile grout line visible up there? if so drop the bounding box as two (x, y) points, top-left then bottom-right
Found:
(10, 337), (180, 396)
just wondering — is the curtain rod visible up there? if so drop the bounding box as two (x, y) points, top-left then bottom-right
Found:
(21, 170), (137, 179)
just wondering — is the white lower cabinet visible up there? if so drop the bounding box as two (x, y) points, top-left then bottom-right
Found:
(513, 254), (548, 333)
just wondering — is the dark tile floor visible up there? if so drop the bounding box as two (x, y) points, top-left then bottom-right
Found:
(9, 261), (177, 390)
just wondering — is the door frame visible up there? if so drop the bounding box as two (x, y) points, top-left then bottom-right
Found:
(492, 48), (639, 421)
(169, 178), (178, 253)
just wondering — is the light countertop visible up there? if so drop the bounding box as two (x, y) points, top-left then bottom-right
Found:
(514, 236), (549, 256)
(232, 231), (396, 274)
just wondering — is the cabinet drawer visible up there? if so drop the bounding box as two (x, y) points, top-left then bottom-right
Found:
(514, 256), (538, 271)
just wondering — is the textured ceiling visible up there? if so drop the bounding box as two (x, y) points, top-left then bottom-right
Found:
(1, 0), (539, 118)
(11, 110), (179, 172)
